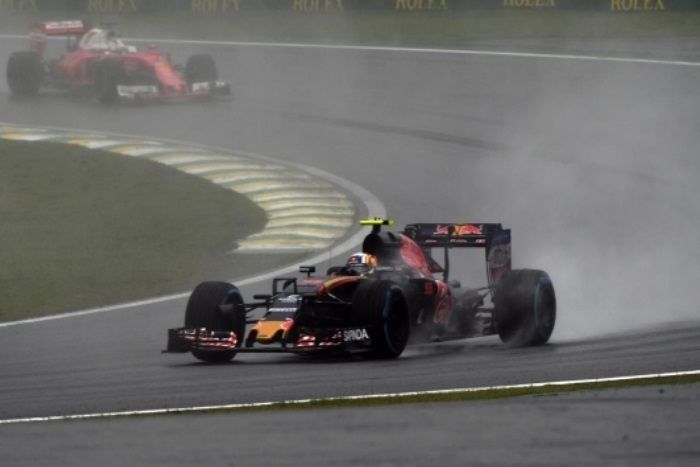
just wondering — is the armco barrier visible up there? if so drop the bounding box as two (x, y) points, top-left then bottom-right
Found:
(1, 0), (698, 14)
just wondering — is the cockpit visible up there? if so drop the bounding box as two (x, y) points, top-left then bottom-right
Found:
(78, 29), (135, 52)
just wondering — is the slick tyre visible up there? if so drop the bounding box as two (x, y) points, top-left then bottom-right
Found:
(94, 59), (127, 104)
(6, 51), (43, 97)
(494, 269), (556, 347)
(352, 280), (410, 359)
(185, 53), (218, 90)
(185, 281), (246, 363)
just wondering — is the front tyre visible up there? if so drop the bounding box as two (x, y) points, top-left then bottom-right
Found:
(6, 51), (43, 97)
(185, 281), (246, 363)
(94, 59), (127, 104)
(494, 269), (556, 347)
(352, 280), (410, 359)
(185, 53), (218, 91)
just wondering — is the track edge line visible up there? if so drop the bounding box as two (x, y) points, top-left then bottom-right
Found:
(2, 370), (698, 425)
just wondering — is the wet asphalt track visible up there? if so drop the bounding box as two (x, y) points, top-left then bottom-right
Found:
(3, 383), (700, 467)
(1, 36), (700, 465)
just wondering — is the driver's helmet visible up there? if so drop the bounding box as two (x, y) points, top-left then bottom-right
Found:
(105, 30), (123, 50)
(346, 252), (378, 275)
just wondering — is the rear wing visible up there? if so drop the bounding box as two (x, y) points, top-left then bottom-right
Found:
(30, 20), (87, 56)
(33, 20), (86, 36)
(403, 223), (512, 285)
(403, 223), (506, 248)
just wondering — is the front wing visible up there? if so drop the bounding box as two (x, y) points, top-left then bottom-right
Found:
(165, 325), (374, 355)
(116, 81), (231, 101)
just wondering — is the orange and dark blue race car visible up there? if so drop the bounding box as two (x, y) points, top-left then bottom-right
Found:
(165, 218), (556, 362)
(6, 20), (230, 103)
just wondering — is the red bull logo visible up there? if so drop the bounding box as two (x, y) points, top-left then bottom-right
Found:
(434, 224), (483, 236)
(454, 224), (483, 236)
(434, 225), (450, 235)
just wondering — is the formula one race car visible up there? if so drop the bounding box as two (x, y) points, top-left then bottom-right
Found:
(6, 20), (230, 103)
(165, 218), (556, 362)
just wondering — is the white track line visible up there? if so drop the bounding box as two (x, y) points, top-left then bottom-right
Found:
(1, 34), (699, 67)
(1, 370), (697, 425)
(135, 39), (700, 68)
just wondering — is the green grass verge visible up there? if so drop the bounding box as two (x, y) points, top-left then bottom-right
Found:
(207, 372), (700, 414)
(0, 139), (271, 322)
(42, 372), (699, 422)
(138, 10), (700, 44)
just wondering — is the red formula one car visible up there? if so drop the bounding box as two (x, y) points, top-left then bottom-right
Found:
(165, 218), (556, 363)
(6, 20), (230, 103)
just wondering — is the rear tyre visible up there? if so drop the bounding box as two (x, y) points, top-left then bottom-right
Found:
(6, 51), (43, 97)
(185, 281), (246, 363)
(185, 53), (218, 90)
(94, 59), (127, 104)
(494, 269), (556, 347)
(352, 280), (410, 359)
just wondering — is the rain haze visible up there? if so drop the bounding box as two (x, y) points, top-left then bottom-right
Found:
(2, 6), (700, 465)
(1, 7), (699, 340)
(222, 40), (700, 341)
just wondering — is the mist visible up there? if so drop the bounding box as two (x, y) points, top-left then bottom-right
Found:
(2, 9), (698, 343)
(500, 58), (700, 341)
(222, 35), (700, 342)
